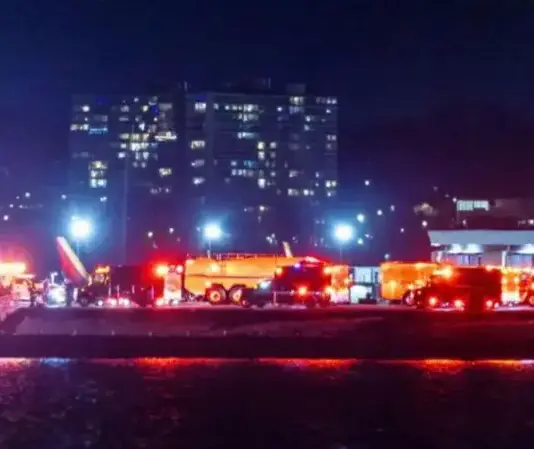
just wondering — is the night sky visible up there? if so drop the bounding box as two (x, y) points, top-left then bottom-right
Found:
(2, 0), (534, 198)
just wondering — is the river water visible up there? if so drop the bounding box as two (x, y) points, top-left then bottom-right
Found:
(0, 358), (533, 448)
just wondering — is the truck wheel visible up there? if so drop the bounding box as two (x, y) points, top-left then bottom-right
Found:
(207, 286), (227, 305)
(228, 285), (246, 305)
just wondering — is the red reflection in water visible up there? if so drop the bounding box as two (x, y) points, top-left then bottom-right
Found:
(134, 358), (229, 367)
(257, 359), (358, 369)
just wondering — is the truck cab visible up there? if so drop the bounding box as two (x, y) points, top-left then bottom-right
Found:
(243, 258), (335, 308)
(412, 266), (502, 312)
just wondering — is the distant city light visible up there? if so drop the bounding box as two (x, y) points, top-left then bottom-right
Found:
(364, 180), (370, 186)
(24, 192), (30, 198)
(390, 205), (395, 212)
(356, 214), (365, 223)
(169, 227), (174, 234)
(203, 223), (223, 241)
(333, 224), (354, 243)
(384, 253), (391, 260)
(147, 231), (154, 238)
(422, 220), (428, 228)
(357, 238), (364, 245)
(3, 215), (8, 221)
(377, 209), (383, 216)
(61, 194), (67, 200)
(400, 228), (405, 233)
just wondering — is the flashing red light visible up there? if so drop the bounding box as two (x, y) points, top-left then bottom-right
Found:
(428, 296), (438, 307)
(485, 300), (494, 309)
(155, 298), (165, 307)
(275, 267), (283, 276)
(154, 264), (169, 277)
(453, 299), (464, 309)
(109, 298), (118, 307)
(297, 286), (308, 296)
(324, 286), (334, 295)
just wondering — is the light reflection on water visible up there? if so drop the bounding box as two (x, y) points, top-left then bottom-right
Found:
(0, 358), (532, 447)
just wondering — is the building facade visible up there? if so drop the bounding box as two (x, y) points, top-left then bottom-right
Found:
(420, 197), (534, 267)
(68, 95), (180, 263)
(184, 81), (338, 251)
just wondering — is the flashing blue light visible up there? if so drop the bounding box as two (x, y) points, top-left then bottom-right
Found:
(259, 280), (271, 289)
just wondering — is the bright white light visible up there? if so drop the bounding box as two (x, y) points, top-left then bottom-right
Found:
(422, 220), (428, 228)
(169, 227), (174, 234)
(384, 253), (391, 260)
(147, 231), (154, 238)
(356, 214), (365, 223)
(400, 228), (405, 233)
(3, 215), (8, 221)
(364, 180), (370, 186)
(357, 238), (364, 245)
(70, 218), (92, 240)
(333, 224), (354, 243)
(377, 209), (383, 216)
(24, 192), (30, 198)
(390, 205), (395, 212)
(204, 223), (223, 241)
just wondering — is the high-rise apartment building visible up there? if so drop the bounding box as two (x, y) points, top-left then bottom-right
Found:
(184, 81), (338, 250)
(68, 95), (179, 262)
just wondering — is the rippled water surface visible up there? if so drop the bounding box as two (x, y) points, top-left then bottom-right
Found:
(0, 358), (533, 448)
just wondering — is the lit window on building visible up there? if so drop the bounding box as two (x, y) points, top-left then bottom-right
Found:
(258, 178), (266, 189)
(326, 190), (336, 197)
(277, 106), (283, 112)
(214, 103), (219, 110)
(191, 159), (205, 168)
(90, 179), (107, 188)
(270, 171), (276, 177)
(190, 140), (206, 149)
(304, 125), (311, 131)
(194, 102), (207, 112)
(289, 106), (303, 114)
(118, 152), (126, 159)
(258, 152), (265, 161)
(288, 189), (299, 196)
(326, 134), (337, 141)
(193, 177), (205, 185)
(142, 105), (149, 112)
(237, 132), (256, 139)
(257, 142), (265, 150)
(269, 142), (277, 149)
(289, 96), (304, 105)
(120, 105), (129, 113)
(230, 160), (238, 167)
(90, 161), (107, 170)
(243, 104), (258, 112)
(325, 180), (337, 188)
(100, 196), (107, 203)
(289, 170), (299, 178)
(81, 105), (90, 112)
(159, 168), (172, 177)
(456, 200), (490, 212)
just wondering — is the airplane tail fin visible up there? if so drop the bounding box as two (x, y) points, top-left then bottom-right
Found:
(56, 237), (89, 286)
(282, 241), (293, 258)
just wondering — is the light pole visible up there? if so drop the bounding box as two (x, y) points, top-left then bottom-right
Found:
(203, 223), (222, 257)
(70, 217), (92, 256)
(333, 223), (354, 263)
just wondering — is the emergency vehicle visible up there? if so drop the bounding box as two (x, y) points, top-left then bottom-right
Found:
(181, 246), (350, 305)
(412, 265), (502, 312)
(241, 257), (341, 308)
(380, 262), (439, 305)
(76, 264), (165, 308)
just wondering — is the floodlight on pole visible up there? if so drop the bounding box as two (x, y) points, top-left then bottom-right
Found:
(203, 223), (223, 256)
(70, 217), (92, 255)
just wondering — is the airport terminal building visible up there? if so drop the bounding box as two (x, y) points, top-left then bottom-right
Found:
(423, 198), (534, 268)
